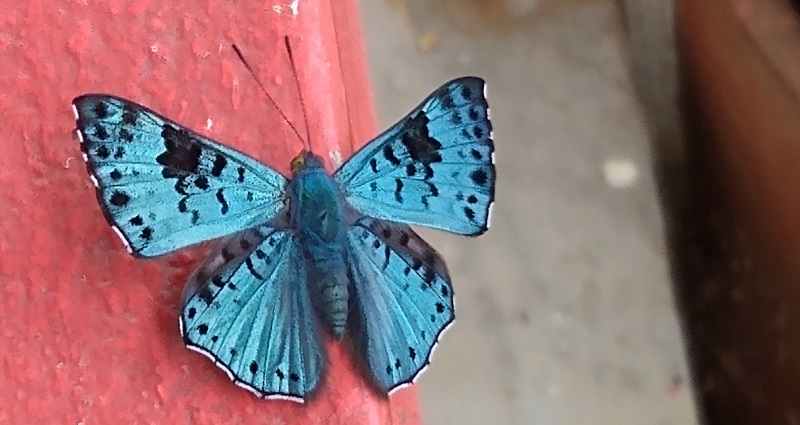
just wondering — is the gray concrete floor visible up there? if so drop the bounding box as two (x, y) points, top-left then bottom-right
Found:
(359, 1), (700, 424)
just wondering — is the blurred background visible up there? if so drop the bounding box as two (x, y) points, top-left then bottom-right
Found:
(358, 1), (699, 423)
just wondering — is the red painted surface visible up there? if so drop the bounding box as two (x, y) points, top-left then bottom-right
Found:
(0, 1), (423, 423)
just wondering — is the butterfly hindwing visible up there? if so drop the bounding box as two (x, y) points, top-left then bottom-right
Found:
(335, 77), (495, 236)
(73, 95), (288, 257)
(346, 217), (454, 392)
(180, 226), (325, 401)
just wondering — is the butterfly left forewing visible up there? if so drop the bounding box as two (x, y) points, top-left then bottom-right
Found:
(346, 217), (454, 393)
(180, 226), (325, 401)
(73, 95), (288, 257)
(335, 77), (495, 236)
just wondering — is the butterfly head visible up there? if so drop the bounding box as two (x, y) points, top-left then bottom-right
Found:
(290, 151), (325, 174)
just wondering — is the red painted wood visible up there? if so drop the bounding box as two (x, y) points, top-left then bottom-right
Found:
(0, 1), (423, 423)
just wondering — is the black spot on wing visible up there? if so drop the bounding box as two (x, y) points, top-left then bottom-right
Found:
(140, 226), (153, 241)
(92, 102), (108, 118)
(237, 167), (245, 183)
(114, 147), (125, 159)
(461, 85), (473, 100)
(405, 163), (417, 177)
(468, 107), (479, 121)
(94, 125), (109, 140)
(95, 145), (110, 159)
(187, 307), (196, 319)
(370, 158), (378, 173)
(422, 164), (434, 180)
(109, 169), (122, 180)
(383, 245), (391, 269)
(215, 189), (229, 214)
(289, 373), (299, 382)
(400, 113), (442, 165)
(426, 182), (439, 197)
(121, 105), (138, 125)
(194, 176), (209, 190)
(211, 154), (227, 177)
(109, 191), (130, 207)
(245, 258), (264, 280)
(464, 207), (475, 221)
(250, 361), (258, 374)
(470, 169), (488, 186)
(470, 149), (483, 160)
(119, 128), (133, 142)
(394, 179), (403, 203)
(157, 126), (201, 178)
(440, 93), (455, 109)
(423, 266), (435, 285)
(198, 324), (209, 335)
(467, 195), (478, 204)
(383, 145), (401, 166)
(129, 215), (144, 226)
(198, 287), (213, 305)
(399, 232), (410, 247)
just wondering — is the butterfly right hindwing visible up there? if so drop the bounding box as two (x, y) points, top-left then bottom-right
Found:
(346, 217), (454, 392)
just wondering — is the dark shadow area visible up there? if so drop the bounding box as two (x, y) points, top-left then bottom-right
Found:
(655, 58), (800, 425)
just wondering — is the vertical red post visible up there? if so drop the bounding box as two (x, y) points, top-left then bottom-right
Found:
(0, 1), (424, 423)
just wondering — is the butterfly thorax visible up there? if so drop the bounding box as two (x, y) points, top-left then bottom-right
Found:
(288, 153), (350, 338)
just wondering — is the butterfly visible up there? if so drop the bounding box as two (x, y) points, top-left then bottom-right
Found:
(72, 74), (495, 402)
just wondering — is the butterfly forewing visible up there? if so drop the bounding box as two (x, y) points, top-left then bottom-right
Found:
(73, 95), (288, 257)
(335, 77), (495, 236)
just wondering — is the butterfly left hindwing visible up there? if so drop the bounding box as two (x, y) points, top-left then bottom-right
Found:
(73, 95), (288, 257)
(180, 226), (325, 401)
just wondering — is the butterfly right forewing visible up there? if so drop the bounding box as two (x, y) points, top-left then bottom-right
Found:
(334, 77), (495, 236)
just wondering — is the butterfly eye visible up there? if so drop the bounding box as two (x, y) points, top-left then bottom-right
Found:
(290, 155), (305, 172)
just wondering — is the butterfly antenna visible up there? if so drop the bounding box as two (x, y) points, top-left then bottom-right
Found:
(231, 43), (308, 149)
(283, 37), (313, 152)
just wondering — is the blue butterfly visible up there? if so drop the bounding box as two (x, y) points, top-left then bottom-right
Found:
(72, 76), (495, 402)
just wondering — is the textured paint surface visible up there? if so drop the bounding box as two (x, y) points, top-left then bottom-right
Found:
(0, 1), (422, 423)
